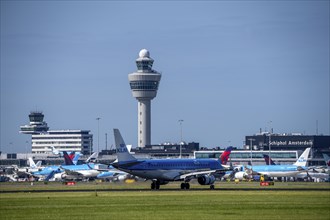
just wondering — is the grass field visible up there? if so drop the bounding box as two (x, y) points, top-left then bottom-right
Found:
(1, 182), (329, 220)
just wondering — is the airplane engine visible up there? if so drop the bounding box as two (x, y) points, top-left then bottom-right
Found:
(117, 175), (126, 181)
(61, 173), (68, 180)
(197, 175), (216, 185)
(234, 172), (247, 180)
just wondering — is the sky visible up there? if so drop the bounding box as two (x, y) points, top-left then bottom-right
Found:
(1, 1), (329, 153)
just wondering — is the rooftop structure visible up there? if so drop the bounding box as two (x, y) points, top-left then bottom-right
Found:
(20, 111), (49, 134)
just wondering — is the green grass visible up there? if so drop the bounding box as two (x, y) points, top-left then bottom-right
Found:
(1, 180), (330, 191)
(0, 182), (329, 220)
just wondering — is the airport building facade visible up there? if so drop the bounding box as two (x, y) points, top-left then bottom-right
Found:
(31, 130), (93, 155)
(245, 133), (330, 155)
(195, 150), (298, 166)
(19, 111), (93, 155)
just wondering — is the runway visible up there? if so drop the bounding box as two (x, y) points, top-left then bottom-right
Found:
(2, 187), (330, 193)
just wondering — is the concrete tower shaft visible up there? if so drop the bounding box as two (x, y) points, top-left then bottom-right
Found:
(128, 49), (161, 147)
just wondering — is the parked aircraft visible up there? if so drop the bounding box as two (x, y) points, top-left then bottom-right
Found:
(233, 148), (311, 180)
(51, 152), (128, 181)
(263, 152), (329, 181)
(14, 157), (45, 179)
(49, 146), (83, 157)
(112, 129), (227, 190)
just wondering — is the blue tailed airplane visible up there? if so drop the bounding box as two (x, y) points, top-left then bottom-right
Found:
(112, 129), (227, 190)
(238, 148), (311, 179)
(263, 152), (329, 181)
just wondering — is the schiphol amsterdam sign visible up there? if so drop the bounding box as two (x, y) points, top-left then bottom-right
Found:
(270, 140), (313, 146)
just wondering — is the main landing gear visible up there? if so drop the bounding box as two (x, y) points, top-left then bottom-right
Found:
(180, 182), (190, 190)
(151, 180), (160, 190)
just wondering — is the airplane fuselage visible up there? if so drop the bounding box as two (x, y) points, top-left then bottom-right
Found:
(114, 158), (222, 181)
(246, 165), (307, 177)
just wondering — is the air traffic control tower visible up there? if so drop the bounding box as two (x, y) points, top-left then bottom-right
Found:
(128, 49), (162, 148)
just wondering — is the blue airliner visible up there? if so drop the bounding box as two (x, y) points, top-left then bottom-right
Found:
(262, 152), (329, 181)
(33, 152), (107, 180)
(235, 148), (311, 179)
(112, 129), (227, 190)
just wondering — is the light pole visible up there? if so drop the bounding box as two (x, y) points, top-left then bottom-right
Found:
(268, 121), (272, 166)
(178, 119), (184, 158)
(105, 133), (108, 151)
(96, 117), (101, 153)
(248, 138), (255, 167)
(25, 141), (29, 160)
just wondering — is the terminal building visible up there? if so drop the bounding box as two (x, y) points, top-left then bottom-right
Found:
(245, 132), (329, 162)
(195, 150), (299, 166)
(194, 133), (330, 166)
(31, 130), (93, 155)
(19, 111), (93, 155)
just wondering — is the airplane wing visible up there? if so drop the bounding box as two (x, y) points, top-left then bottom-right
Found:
(87, 164), (127, 175)
(59, 166), (84, 178)
(244, 166), (259, 175)
(221, 164), (232, 170)
(15, 170), (32, 178)
(44, 170), (56, 182)
(63, 169), (85, 178)
(179, 169), (224, 180)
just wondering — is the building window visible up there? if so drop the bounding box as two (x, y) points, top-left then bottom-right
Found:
(130, 81), (159, 90)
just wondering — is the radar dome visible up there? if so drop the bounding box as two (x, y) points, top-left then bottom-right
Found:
(139, 49), (150, 58)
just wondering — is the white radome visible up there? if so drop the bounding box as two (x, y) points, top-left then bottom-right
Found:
(139, 49), (150, 58)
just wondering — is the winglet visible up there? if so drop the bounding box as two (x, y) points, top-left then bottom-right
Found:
(113, 129), (137, 163)
(293, 148), (311, 167)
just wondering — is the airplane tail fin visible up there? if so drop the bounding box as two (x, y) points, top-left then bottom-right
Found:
(35, 161), (42, 167)
(263, 154), (277, 165)
(219, 146), (233, 165)
(113, 129), (137, 163)
(86, 152), (98, 163)
(293, 148), (311, 167)
(68, 152), (75, 161)
(63, 151), (74, 165)
(72, 153), (81, 165)
(28, 158), (37, 168)
(322, 153), (330, 168)
(49, 146), (59, 155)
